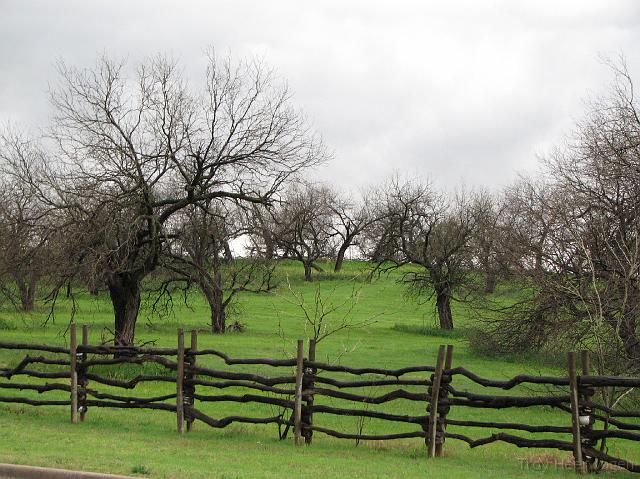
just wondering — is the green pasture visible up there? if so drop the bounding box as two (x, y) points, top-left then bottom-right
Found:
(0, 260), (637, 478)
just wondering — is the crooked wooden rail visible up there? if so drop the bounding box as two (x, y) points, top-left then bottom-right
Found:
(1, 324), (640, 474)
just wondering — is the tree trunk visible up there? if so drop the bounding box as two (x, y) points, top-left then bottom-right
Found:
(606, 314), (640, 370)
(16, 278), (36, 311)
(262, 230), (274, 259)
(480, 248), (496, 294)
(304, 263), (313, 282)
(263, 241), (274, 259)
(211, 295), (225, 334)
(87, 279), (99, 296)
(212, 269), (225, 334)
(534, 239), (545, 273)
(26, 279), (36, 310)
(484, 270), (496, 294)
(334, 242), (350, 272)
(435, 290), (454, 330)
(223, 241), (233, 262)
(107, 274), (141, 347)
(202, 272), (226, 334)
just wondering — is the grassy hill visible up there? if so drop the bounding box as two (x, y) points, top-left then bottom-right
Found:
(0, 260), (637, 478)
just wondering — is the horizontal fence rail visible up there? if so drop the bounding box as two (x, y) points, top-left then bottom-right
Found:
(1, 325), (640, 475)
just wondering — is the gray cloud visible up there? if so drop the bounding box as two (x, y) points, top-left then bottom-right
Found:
(1, 0), (639, 192)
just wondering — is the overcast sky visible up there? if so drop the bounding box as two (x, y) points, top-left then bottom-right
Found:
(1, 0), (639, 192)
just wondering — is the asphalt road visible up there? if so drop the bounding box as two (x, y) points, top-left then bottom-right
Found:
(0, 464), (137, 479)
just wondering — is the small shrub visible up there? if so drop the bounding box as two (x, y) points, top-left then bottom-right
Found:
(467, 327), (568, 368)
(0, 317), (17, 330)
(131, 464), (151, 475)
(408, 448), (423, 460)
(93, 361), (166, 380)
(391, 323), (466, 339)
(226, 320), (246, 333)
(466, 327), (502, 357)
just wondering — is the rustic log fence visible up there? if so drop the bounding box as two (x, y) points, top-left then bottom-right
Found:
(1, 324), (640, 474)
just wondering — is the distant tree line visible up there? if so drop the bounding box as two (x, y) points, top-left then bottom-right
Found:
(0, 52), (638, 374)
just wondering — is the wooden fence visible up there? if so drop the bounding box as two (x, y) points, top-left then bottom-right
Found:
(1, 324), (640, 474)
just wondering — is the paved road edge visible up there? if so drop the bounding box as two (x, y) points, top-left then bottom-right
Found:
(0, 463), (137, 479)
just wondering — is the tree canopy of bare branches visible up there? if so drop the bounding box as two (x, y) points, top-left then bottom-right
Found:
(271, 181), (336, 281)
(329, 188), (385, 272)
(366, 177), (479, 329)
(0, 130), (51, 311)
(165, 200), (276, 333)
(3, 52), (325, 346)
(484, 59), (640, 373)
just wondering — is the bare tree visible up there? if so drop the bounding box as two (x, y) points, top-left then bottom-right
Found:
(500, 177), (560, 276)
(271, 181), (336, 281)
(478, 179), (571, 352)
(366, 177), (478, 329)
(329, 188), (384, 272)
(165, 200), (275, 333)
(245, 203), (277, 259)
(471, 189), (506, 294)
(275, 276), (378, 442)
(484, 59), (640, 373)
(280, 277), (377, 344)
(0, 131), (52, 311)
(4, 52), (324, 346)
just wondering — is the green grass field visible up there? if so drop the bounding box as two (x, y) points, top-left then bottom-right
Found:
(0, 260), (637, 478)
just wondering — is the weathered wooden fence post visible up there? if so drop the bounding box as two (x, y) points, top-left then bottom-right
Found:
(580, 350), (595, 472)
(176, 328), (185, 434)
(294, 339), (304, 446)
(303, 338), (316, 444)
(435, 344), (454, 457)
(70, 322), (78, 424)
(427, 345), (445, 457)
(186, 329), (198, 432)
(568, 351), (585, 474)
(79, 324), (89, 422)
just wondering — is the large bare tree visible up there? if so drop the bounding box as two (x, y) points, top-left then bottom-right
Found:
(4, 53), (324, 346)
(485, 60), (640, 373)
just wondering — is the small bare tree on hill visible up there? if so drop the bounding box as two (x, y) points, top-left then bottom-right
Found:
(271, 181), (336, 281)
(329, 188), (385, 272)
(0, 131), (52, 311)
(165, 200), (276, 333)
(366, 177), (478, 330)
